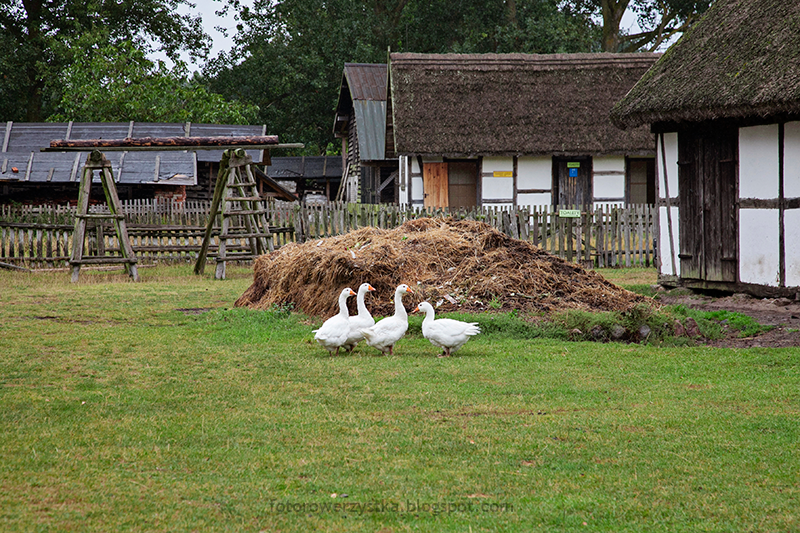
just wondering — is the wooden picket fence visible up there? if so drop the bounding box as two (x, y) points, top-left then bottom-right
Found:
(0, 200), (655, 269)
(529, 204), (656, 268)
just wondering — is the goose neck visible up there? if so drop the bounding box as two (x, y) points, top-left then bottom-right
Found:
(338, 293), (351, 318)
(394, 290), (408, 319)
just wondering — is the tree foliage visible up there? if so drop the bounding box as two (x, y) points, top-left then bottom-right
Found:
(47, 34), (260, 124)
(0, 0), (210, 121)
(205, 0), (601, 154)
(565, 0), (714, 52)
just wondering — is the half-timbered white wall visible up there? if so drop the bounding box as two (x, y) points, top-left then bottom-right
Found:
(656, 132), (680, 277)
(517, 156), (552, 205)
(592, 156), (626, 207)
(739, 210), (780, 286)
(481, 157), (514, 209)
(785, 122), (800, 287)
(658, 122), (800, 290)
(739, 124), (780, 286)
(398, 155), (425, 205)
(400, 154), (633, 210)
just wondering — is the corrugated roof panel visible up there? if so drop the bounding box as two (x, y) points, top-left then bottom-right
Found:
(266, 156), (342, 179)
(69, 122), (131, 140)
(5, 123), (71, 152)
(118, 152), (195, 184)
(1, 152), (86, 182)
(344, 64), (387, 101)
(353, 100), (386, 161)
(131, 122), (186, 137)
(0, 122), (267, 186)
(26, 152), (83, 182)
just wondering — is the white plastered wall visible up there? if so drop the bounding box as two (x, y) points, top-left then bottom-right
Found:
(517, 156), (552, 206)
(592, 155), (625, 208)
(408, 156), (424, 206)
(784, 122), (800, 287)
(398, 155), (409, 206)
(739, 124), (780, 286)
(657, 132), (680, 277)
(481, 156), (514, 203)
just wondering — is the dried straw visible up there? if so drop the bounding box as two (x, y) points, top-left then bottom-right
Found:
(234, 217), (653, 317)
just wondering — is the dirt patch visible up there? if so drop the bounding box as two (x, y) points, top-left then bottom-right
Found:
(659, 291), (800, 348)
(176, 307), (213, 315)
(235, 217), (651, 318)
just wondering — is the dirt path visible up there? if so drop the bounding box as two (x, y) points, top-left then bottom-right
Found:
(658, 291), (800, 348)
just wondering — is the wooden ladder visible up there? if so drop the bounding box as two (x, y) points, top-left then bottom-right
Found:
(70, 150), (139, 282)
(194, 148), (274, 279)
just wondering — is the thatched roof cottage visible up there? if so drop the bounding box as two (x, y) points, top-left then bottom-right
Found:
(386, 52), (660, 209)
(611, 0), (800, 296)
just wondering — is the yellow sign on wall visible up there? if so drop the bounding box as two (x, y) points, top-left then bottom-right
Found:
(493, 171), (513, 177)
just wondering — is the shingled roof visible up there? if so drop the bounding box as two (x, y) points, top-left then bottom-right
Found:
(611, 0), (800, 130)
(0, 122), (268, 184)
(387, 52), (659, 158)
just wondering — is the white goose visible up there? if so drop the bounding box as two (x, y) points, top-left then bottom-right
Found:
(414, 301), (480, 357)
(343, 282), (377, 352)
(361, 284), (414, 355)
(313, 287), (357, 355)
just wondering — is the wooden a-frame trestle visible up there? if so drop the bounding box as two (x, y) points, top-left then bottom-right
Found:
(193, 149), (274, 279)
(70, 150), (139, 282)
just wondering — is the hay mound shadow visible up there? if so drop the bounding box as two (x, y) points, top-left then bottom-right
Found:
(234, 217), (653, 317)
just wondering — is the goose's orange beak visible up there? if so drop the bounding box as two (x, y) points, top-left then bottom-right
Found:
(413, 306), (420, 313)
(349, 289), (357, 296)
(367, 284), (376, 291)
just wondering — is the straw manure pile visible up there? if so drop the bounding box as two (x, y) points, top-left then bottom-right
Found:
(235, 218), (653, 317)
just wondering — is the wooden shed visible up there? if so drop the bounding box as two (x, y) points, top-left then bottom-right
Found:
(385, 53), (660, 209)
(0, 121), (276, 204)
(333, 63), (398, 203)
(611, 0), (800, 296)
(265, 156), (342, 202)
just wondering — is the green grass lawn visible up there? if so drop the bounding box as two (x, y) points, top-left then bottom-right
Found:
(1, 265), (798, 532)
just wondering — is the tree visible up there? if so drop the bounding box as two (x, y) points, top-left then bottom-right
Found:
(565, 0), (714, 52)
(206, 0), (599, 153)
(0, 0), (210, 121)
(48, 34), (260, 124)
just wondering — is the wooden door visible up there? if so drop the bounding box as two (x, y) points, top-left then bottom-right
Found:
(423, 163), (449, 208)
(447, 161), (477, 208)
(677, 127), (738, 282)
(704, 128), (738, 282)
(555, 158), (591, 207)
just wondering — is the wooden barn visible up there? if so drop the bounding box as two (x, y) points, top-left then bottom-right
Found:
(611, 0), (800, 296)
(333, 63), (398, 203)
(0, 121), (295, 204)
(385, 52), (660, 210)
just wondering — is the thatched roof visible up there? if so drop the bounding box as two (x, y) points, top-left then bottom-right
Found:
(387, 52), (659, 158)
(611, 0), (800, 130)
